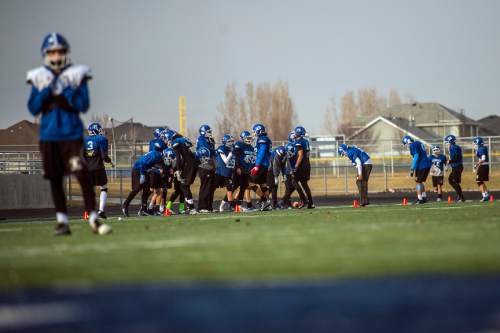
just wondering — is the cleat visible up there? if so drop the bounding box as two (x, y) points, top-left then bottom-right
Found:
(260, 200), (273, 211)
(54, 223), (71, 236)
(307, 204), (316, 209)
(242, 207), (256, 212)
(121, 206), (129, 217)
(480, 196), (489, 202)
(422, 198), (428, 203)
(199, 209), (211, 214)
(88, 215), (102, 234)
(97, 210), (107, 219)
(416, 199), (425, 205)
(436, 198), (442, 202)
(189, 208), (198, 215)
(138, 207), (150, 216)
(219, 201), (227, 213)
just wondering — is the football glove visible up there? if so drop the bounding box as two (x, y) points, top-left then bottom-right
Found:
(139, 174), (146, 184)
(250, 166), (260, 176)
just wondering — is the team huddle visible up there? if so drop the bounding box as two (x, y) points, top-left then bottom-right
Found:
(114, 124), (315, 217)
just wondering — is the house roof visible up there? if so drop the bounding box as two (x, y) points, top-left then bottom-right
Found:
(382, 102), (478, 125)
(477, 115), (500, 136)
(0, 120), (40, 146)
(348, 116), (441, 144)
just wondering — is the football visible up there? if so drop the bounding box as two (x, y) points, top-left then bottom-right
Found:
(292, 201), (301, 209)
(98, 224), (112, 235)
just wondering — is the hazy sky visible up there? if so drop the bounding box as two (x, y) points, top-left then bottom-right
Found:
(1, 0), (499, 134)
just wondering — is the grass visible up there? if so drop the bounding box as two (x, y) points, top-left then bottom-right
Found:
(1, 201), (500, 289)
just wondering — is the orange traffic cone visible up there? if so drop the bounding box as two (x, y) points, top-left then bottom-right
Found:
(353, 200), (360, 208)
(490, 195), (494, 203)
(235, 205), (241, 213)
(164, 208), (172, 217)
(447, 195), (453, 204)
(83, 211), (89, 220)
(402, 197), (408, 206)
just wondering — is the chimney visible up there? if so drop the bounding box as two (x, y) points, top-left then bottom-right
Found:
(408, 114), (415, 127)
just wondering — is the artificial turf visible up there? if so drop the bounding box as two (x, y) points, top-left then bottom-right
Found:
(1, 201), (499, 289)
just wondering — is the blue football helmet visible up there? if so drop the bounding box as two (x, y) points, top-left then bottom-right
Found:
(338, 143), (348, 156)
(164, 130), (177, 144)
(41, 32), (71, 71)
(402, 135), (413, 145)
(199, 125), (213, 138)
(252, 124), (266, 137)
(444, 134), (456, 145)
(196, 147), (211, 164)
(240, 131), (253, 144)
(163, 148), (176, 166)
(285, 143), (296, 157)
(473, 137), (484, 146)
(275, 146), (286, 157)
(222, 134), (235, 147)
(88, 122), (102, 136)
(288, 132), (296, 143)
(154, 127), (165, 139)
(294, 126), (306, 137)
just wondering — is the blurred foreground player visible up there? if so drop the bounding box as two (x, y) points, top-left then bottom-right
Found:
(27, 32), (110, 235)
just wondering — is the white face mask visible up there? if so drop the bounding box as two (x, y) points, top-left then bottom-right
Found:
(44, 48), (70, 71)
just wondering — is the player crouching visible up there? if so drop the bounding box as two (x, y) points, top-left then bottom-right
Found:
(402, 135), (431, 204)
(338, 143), (372, 206)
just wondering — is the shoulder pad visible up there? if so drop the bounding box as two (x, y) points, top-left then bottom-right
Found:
(59, 64), (92, 89)
(26, 66), (54, 91)
(258, 137), (270, 144)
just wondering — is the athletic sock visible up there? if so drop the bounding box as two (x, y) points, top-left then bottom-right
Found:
(99, 191), (107, 212)
(159, 204), (165, 213)
(56, 212), (69, 225)
(179, 202), (185, 211)
(417, 194), (423, 200)
(166, 201), (173, 209)
(247, 201), (253, 209)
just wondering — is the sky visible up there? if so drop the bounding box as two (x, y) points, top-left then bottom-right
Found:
(1, 0), (499, 134)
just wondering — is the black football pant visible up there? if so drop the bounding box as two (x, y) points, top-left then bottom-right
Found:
(355, 164), (372, 206)
(448, 165), (464, 200)
(123, 169), (151, 210)
(198, 168), (215, 211)
(282, 177), (308, 207)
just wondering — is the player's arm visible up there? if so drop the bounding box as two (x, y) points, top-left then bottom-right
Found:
(27, 85), (52, 116)
(101, 138), (113, 165)
(251, 142), (267, 175)
(294, 146), (304, 170)
(61, 79), (90, 113)
(410, 152), (419, 177)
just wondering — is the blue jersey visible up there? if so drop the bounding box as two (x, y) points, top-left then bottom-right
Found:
(234, 141), (255, 173)
(83, 135), (110, 170)
(476, 146), (489, 163)
(293, 137), (310, 158)
(409, 141), (431, 170)
(215, 145), (235, 178)
(448, 144), (463, 168)
(149, 138), (166, 152)
(27, 65), (91, 141)
(196, 136), (216, 156)
(430, 154), (447, 176)
(255, 135), (272, 168)
(171, 137), (192, 150)
(133, 150), (163, 175)
(345, 146), (371, 165)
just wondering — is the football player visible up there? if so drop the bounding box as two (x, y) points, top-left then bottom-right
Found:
(83, 122), (114, 218)
(233, 131), (256, 211)
(445, 134), (465, 202)
(169, 132), (198, 214)
(215, 134), (236, 212)
(292, 126), (315, 208)
(473, 137), (490, 202)
(27, 32), (110, 235)
(429, 145), (447, 201)
(195, 147), (213, 213)
(164, 148), (186, 214)
(267, 146), (288, 209)
(338, 143), (372, 206)
(196, 125), (216, 213)
(402, 135), (431, 204)
(122, 143), (163, 217)
(250, 124), (273, 211)
(281, 143), (308, 208)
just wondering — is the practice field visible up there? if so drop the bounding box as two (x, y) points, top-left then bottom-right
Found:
(1, 201), (500, 289)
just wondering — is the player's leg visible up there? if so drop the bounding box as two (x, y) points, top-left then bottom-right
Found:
(197, 168), (211, 212)
(94, 169), (108, 218)
(123, 168), (141, 217)
(477, 165), (490, 201)
(361, 164), (372, 206)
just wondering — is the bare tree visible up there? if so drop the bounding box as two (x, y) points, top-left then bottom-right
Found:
(388, 89), (402, 107)
(338, 91), (358, 135)
(322, 97), (338, 135)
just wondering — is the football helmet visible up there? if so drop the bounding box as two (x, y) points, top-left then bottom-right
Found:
(294, 126), (306, 137)
(41, 32), (71, 71)
(473, 136), (484, 146)
(275, 146), (286, 157)
(431, 145), (441, 154)
(196, 147), (211, 164)
(402, 135), (413, 145)
(285, 143), (296, 157)
(338, 143), (348, 156)
(222, 134), (235, 147)
(252, 123), (266, 137)
(199, 125), (212, 138)
(240, 131), (253, 144)
(163, 148), (176, 166)
(88, 122), (102, 136)
(288, 132), (296, 143)
(444, 134), (456, 145)
(154, 127), (165, 139)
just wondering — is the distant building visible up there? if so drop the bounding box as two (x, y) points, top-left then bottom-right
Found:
(0, 120), (39, 151)
(477, 115), (500, 136)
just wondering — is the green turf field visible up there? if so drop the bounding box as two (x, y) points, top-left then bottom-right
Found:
(1, 201), (500, 289)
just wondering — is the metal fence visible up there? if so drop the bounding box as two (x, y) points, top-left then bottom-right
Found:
(1, 136), (499, 205)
